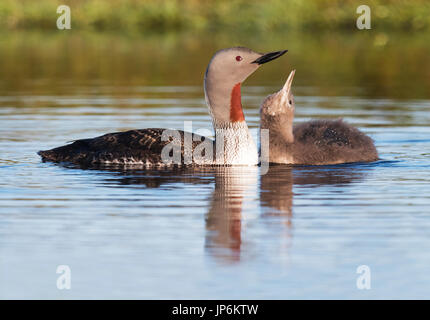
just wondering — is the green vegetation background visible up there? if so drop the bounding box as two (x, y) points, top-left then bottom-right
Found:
(0, 0), (429, 100)
(1, 0), (430, 32)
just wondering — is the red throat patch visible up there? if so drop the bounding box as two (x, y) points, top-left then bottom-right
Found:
(230, 83), (245, 122)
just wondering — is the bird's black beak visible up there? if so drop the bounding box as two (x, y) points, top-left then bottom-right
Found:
(252, 50), (288, 65)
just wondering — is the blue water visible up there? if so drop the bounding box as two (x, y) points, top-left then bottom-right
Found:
(1, 83), (430, 299)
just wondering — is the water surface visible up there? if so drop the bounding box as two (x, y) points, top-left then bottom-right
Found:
(1, 32), (430, 299)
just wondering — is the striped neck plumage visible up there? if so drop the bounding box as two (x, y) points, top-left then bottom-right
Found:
(204, 81), (258, 165)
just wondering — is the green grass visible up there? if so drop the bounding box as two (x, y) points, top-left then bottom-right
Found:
(1, 0), (430, 33)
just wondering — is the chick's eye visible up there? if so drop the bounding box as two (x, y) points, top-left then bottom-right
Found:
(289, 100), (292, 105)
(236, 56), (243, 61)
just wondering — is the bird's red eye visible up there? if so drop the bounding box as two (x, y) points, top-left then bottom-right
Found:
(236, 56), (243, 61)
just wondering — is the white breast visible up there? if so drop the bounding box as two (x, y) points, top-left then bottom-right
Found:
(213, 122), (259, 166)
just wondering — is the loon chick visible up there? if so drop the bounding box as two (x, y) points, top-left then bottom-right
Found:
(260, 70), (378, 165)
(38, 47), (287, 166)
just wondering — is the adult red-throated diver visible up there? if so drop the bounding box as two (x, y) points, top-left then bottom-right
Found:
(260, 70), (378, 165)
(38, 47), (287, 166)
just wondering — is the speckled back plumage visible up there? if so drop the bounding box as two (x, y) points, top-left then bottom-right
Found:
(38, 128), (215, 166)
(291, 119), (378, 165)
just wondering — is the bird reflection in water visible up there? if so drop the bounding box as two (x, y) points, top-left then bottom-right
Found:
(59, 163), (367, 264)
(205, 165), (367, 263)
(204, 167), (259, 263)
